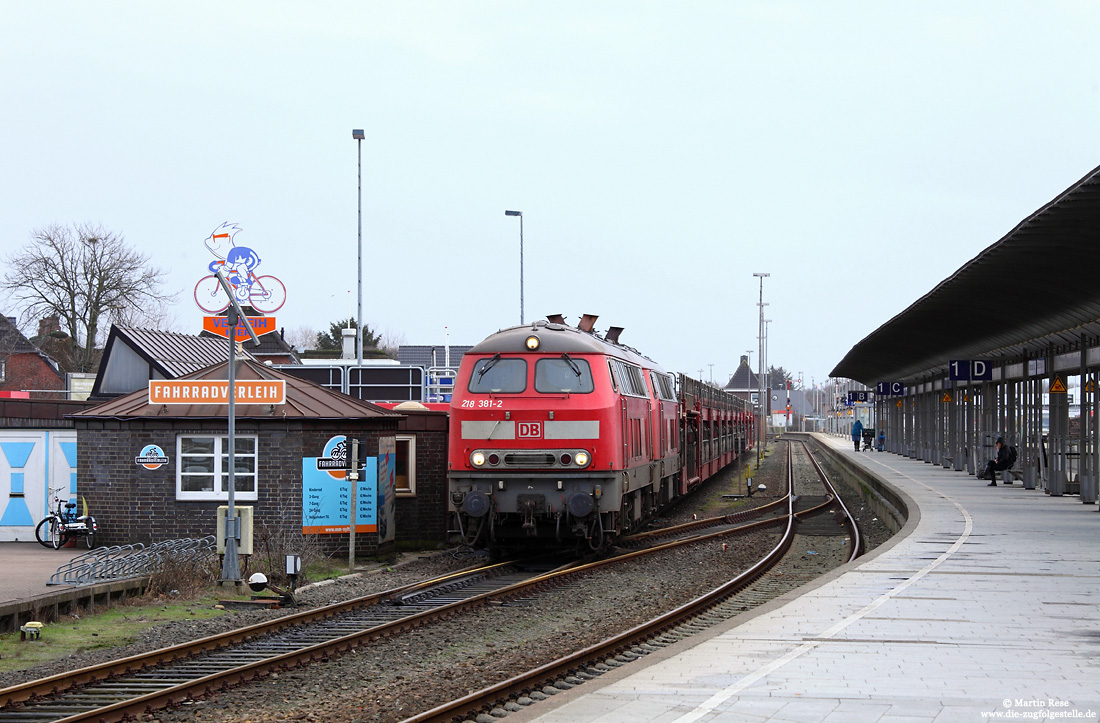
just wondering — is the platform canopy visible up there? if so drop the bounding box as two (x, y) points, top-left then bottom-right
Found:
(831, 163), (1100, 385)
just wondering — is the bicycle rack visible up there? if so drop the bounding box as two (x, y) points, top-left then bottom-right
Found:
(48, 536), (217, 586)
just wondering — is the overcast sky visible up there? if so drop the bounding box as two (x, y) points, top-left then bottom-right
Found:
(4, 2), (1099, 388)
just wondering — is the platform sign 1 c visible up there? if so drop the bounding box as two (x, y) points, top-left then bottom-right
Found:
(876, 381), (905, 396)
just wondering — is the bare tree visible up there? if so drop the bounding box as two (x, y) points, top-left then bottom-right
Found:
(2, 223), (176, 372)
(286, 325), (317, 352)
(377, 327), (406, 359)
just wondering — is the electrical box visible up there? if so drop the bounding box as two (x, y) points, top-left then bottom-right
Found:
(216, 505), (254, 555)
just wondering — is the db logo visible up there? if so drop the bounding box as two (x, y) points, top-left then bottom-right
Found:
(518, 422), (542, 439)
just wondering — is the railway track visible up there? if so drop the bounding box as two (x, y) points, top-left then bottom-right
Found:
(405, 438), (862, 723)
(1, 440), (861, 723)
(0, 560), (553, 722)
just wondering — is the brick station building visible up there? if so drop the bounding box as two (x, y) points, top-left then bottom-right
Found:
(69, 359), (448, 557)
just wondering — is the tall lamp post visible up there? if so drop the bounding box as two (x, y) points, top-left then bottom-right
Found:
(753, 272), (769, 467)
(764, 318), (773, 434)
(352, 129), (365, 368)
(505, 210), (523, 324)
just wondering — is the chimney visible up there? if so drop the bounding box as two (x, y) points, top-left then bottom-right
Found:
(605, 326), (624, 344)
(39, 316), (61, 336)
(578, 314), (598, 333)
(740, 354), (749, 366)
(341, 328), (356, 359)
(547, 314), (566, 325)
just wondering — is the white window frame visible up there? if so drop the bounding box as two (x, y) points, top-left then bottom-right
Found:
(176, 434), (259, 502)
(610, 359), (648, 398)
(395, 434), (416, 497)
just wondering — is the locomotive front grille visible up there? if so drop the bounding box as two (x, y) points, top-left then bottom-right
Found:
(504, 453), (556, 467)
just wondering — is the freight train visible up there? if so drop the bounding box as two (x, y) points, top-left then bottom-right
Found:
(447, 314), (756, 553)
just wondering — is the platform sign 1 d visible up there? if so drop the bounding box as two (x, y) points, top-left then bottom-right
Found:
(876, 381), (904, 396)
(949, 360), (992, 381)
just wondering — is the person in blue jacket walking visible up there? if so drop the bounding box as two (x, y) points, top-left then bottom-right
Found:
(851, 419), (863, 451)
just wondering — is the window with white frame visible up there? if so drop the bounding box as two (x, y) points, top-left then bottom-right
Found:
(176, 434), (258, 501)
(395, 434), (416, 496)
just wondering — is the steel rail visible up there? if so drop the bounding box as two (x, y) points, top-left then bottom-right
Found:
(621, 495), (789, 545)
(1, 492), (795, 723)
(402, 444), (800, 723)
(799, 439), (863, 562)
(405, 441), (863, 723)
(0, 560), (513, 709)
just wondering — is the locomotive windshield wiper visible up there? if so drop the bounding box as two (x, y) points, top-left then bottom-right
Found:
(476, 353), (501, 381)
(561, 353), (581, 377)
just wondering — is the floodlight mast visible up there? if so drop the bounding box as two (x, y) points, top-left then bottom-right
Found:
(352, 129), (365, 368)
(214, 270), (260, 585)
(753, 272), (770, 468)
(505, 210), (523, 324)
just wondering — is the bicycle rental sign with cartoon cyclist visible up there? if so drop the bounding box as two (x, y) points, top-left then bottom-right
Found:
(193, 223), (287, 338)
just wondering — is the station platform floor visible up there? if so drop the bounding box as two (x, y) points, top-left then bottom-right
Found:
(0, 542), (75, 605)
(511, 433), (1100, 723)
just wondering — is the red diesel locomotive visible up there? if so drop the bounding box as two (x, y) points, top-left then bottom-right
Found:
(448, 314), (756, 552)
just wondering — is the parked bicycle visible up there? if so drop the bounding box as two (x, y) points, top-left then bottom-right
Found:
(34, 486), (98, 550)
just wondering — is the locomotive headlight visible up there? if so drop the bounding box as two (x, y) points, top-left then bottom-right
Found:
(574, 451), (590, 468)
(525, 335), (540, 350)
(471, 451), (486, 467)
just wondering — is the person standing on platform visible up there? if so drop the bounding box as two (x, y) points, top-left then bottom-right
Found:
(851, 419), (863, 452)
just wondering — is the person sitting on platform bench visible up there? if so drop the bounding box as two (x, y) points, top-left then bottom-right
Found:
(981, 437), (1012, 486)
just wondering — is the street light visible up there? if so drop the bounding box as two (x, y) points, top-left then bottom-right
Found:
(764, 317), (772, 418)
(505, 210), (523, 324)
(753, 272), (770, 467)
(352, 129), (365, 368)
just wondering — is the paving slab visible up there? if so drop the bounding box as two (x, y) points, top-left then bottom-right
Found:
(0, 542), (75, 604)
(511, 434), (1100, 723)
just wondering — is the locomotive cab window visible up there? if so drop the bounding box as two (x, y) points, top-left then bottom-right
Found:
(535, 356), (594, 393)
(650, 371), (676, 401)
(609, 359), (648, 398)
(467, 356), (527, 393)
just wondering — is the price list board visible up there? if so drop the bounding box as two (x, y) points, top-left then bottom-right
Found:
(301, 457), (378, 534)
